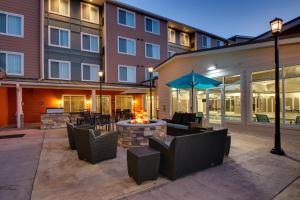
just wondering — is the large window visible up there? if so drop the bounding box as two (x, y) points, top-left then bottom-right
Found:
(49, 0), (70, 16)
(117, 8), (135, 28)
(180, 32), (190, 46)
(81, 3), (99, 24)
(116, 95), (133, 110)
(81, 33), (99, 53)
(216, 40), (224, 47)
(0, 11), (23, 37)
(145, 17), (159, 35)
(118, 36), (136, 55)
(49, 26), (70, 48)
(252, 69), (282, 123)
(0, 51), (24, 76)
(196, 90), (206, 116)
(48, 59), (70, 80)
(168, 28), (176, 43)
(63, 95), (85, 112)
(96, 95), (111, 114)
(283, 65), (300, 126)
(118, 65), (136, 83)
(208, 89), (222, 124)
(202, 35), (211, 48)
(145, 43), (160, 60)
(171, 89), (189, 113)
(81, 63), (99, 81)
(225, 75), (241, 121)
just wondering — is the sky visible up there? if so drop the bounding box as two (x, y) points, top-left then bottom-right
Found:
(116, 0), (300, 38)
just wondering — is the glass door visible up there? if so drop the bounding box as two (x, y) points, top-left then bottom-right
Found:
(208, 88), (222, 124)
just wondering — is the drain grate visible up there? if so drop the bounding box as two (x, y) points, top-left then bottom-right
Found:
(0, 134), (25, 139)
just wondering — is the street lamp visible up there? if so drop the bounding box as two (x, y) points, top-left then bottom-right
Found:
(98, 71), (103, 116)
(270, 18), (285, 155)
(149, 67), (154, 119)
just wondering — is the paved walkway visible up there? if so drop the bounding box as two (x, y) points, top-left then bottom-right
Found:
(0, 128), (299, 200)
(0, 129), (44, 200)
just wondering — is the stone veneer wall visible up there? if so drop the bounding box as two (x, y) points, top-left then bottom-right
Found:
(40, 113), (70, 130)
(117, 124), (167, 147)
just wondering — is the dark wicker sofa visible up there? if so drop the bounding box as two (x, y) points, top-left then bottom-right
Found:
(163, 112), (202, 136)
(149, 129), (228, 180)
(74, 127), (118, 164)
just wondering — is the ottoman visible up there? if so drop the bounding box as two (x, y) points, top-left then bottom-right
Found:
(127, 147), (160, 185)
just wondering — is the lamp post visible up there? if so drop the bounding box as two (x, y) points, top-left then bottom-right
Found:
(149, 67), (154, 119)
(98, 71), (103, 116)
(270, 18), (285, 155)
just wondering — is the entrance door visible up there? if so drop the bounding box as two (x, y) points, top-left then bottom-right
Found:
(208, 88), (222, 124)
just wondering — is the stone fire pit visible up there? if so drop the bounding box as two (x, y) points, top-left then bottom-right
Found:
(116, 119), (167, 147)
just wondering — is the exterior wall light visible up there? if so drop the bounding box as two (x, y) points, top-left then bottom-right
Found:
(207, 66), (217, 71)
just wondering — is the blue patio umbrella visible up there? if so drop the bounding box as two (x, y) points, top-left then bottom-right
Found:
(166, 70), (221, 111)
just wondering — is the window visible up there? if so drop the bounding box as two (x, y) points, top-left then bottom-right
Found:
(81, 63), (99, 81)
(202, 35), (211, 48)
(168, 51), (176, 58)
(145, 68), (158, 80)
(96, 95), (111, 114)
(145, 43), (160, 60)
(225, 75), (241, 121)
(63, 95), (85, 112)
(49, 59), (70, 80)
(145, 17), (160, 35)
(81, 3), (99, 24)
(0, 51), (24, 76)
(180, 32), (190, 46)
(168, 28), (176, 43)
(118, 65), (136, 83)
(49, 0), (70, 16)
(116, 95), (133, 110)
(81, 33), (99, 52)
(49, 26), (70, 48)
(117, 8), (135, 28)
(171, 89), (190, 113)
(118, 36), (136, 55)
(216, 40), (224, 47)
(0, 11), (23, 37)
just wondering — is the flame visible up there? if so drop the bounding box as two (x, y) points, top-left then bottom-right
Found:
(130, 110), (150, 124)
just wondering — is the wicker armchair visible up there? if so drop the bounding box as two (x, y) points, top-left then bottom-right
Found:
(74, 128), (118, 164)
(66, 122), (98, 150)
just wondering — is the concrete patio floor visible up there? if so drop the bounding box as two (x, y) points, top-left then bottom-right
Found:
(0, 128), (299, 200)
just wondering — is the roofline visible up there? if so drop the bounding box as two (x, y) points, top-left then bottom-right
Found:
(248, 16), (300, 42)
(155, 36), (300, 71)
(228, 35), (254, 40)
(109, 0), (228, 42)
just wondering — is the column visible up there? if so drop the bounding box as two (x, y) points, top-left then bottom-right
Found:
(91, 89), (96, 112)
(16, 84), (23, 128)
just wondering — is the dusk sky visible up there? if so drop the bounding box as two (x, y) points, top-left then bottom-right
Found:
(117, 0), (300, 38)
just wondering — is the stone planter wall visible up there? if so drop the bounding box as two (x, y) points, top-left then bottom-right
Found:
(40, 113), (70, 130)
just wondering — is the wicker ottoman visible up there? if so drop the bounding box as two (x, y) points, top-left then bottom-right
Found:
(127, 147), (160, 185)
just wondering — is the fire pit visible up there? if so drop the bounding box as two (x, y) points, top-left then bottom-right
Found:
(116, 119), (167, 147)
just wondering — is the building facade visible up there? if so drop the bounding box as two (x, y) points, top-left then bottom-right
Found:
(155, 17), (300, 134)
(0, 0), (228, 128)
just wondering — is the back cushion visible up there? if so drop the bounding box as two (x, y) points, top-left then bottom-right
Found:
(182, 113), (196, 126)
(172, 112), (183, 124)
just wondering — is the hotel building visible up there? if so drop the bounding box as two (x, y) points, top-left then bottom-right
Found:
(0, 0), (228, 128)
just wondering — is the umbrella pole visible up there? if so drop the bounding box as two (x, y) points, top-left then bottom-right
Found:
(191, 85), (194, 113)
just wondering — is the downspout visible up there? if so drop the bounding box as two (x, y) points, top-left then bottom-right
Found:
(40, 0), (45, 80)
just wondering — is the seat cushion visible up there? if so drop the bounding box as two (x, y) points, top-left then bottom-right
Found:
(167, 123), (189, 130)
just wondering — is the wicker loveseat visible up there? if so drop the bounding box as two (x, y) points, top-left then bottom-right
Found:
(163, 112), (202, 136)
(149, 129), (228, 180)
(74, 127), (118, 164)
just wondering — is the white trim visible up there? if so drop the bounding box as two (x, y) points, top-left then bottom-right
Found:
(117, 36), (136, 56)
(117, 7), (136, 29)
(144, 16), (160, 35)
(80, 2), (99, 24)
(48, 26), (70, 49)
(0, 11), (24, 38)
(0, 50), (24, 76)
(48, 59), (71, 80)
(48, 0), (70, 17)
(118, 64), (136, 83)
(81, 32), (99, 53)
(145, 42), (160, 60)
(81, 63), (100, 82)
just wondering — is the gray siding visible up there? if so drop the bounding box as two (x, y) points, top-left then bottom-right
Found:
(44, 0), (103, 81)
